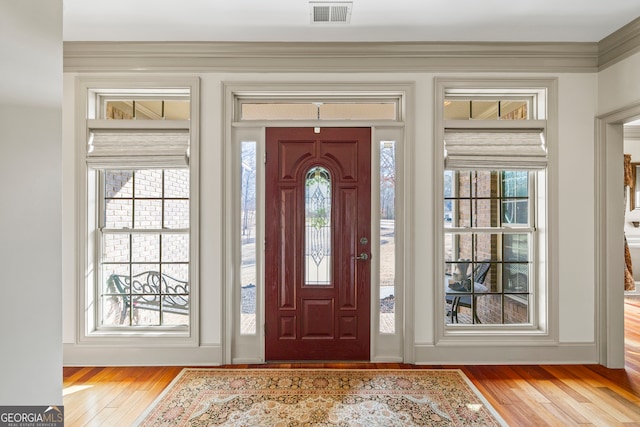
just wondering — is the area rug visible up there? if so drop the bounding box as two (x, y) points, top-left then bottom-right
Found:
(136, 368), (507, 426)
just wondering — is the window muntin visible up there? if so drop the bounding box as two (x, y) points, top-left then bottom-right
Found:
(445, 171), (530, 229)
(444, 170), (533, 325)
(99, 169), (190, 328)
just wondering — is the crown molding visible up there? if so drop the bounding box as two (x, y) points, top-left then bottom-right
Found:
(598, 17), (640, 71)
(63, 41), (599, 73)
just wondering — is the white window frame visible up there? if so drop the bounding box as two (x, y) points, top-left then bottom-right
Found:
(434, 78), (558, 344)
(75, 77), (200, 345)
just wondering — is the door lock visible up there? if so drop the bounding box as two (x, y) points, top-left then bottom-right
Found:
(353, 252), (369, 261)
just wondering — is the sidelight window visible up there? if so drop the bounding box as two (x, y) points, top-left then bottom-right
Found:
(240, 141), (258, 334)
(380, 140), (396, 333)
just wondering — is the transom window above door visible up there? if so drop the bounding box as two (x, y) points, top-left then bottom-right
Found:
(237, 100), (399, 121)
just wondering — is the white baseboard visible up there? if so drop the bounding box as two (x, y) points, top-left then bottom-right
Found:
(63, 343), (223, 366)
(413, 342), (598, 365)
(64, 342), (600, 366)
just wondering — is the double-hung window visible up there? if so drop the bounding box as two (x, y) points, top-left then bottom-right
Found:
(440, 82), (552, 329)
(82, 83), (198, 337)
(97, 168), (190, 327)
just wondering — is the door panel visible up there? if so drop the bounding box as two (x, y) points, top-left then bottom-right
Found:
(265, 127), (371, 361)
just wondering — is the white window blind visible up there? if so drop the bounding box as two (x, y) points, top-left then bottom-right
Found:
(87, 126), (189, 169)
(444, 128), (546, 170)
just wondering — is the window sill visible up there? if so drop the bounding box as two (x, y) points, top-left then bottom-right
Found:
(81, 327), (193, 345)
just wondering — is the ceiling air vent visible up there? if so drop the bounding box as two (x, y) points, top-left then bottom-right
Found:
(310, 2), (352, 24)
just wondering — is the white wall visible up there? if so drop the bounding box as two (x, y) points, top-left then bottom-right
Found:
(62, 71), (601, 364)
(557, 74), (598, 342)
(0, 1), (63, 405)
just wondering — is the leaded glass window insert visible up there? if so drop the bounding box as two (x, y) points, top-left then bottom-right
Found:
(305, 166), (332, 285)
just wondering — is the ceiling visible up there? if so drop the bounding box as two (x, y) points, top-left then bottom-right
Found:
(62, 0), (640, 43)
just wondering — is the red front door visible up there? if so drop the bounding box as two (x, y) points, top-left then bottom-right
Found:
(265, 127), (371, 361)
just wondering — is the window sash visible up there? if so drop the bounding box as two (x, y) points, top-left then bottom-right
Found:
(444, 229), (535, 324)
(97, 168), (191, 330)
(445, 169), (536, 325)
(97, 229), (191, 329)
(445, 170), (536, 230)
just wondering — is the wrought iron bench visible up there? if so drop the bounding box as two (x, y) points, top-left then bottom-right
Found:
(446, 262), (490, 323)
(106, 271), (189, 324)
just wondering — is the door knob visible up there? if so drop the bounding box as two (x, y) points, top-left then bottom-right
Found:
(353, 252), (369, 261)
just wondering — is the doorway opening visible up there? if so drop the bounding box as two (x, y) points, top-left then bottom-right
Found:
(223, 82), (413, 364)
(596, 102), (640, 368)
(624, 123), (640, 295)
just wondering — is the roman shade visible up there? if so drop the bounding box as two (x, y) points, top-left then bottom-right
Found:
(86, 128), (190, 169)
(444, 128), (546, 170)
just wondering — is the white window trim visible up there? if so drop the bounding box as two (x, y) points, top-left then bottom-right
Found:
(222, 82), (414, 364)
(75, 76), (200, 346)
(433, 78), (559, 346)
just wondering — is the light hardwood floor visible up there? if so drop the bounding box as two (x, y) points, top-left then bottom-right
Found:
(63, 298), (640, 426)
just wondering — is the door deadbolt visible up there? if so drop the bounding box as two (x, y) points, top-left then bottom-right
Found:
(359, 237), (368, 245)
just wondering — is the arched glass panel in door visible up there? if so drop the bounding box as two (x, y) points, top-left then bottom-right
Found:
(305, 166), (332, 285)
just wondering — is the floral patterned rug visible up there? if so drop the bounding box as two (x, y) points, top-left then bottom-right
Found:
(136, 368), (506, 426)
